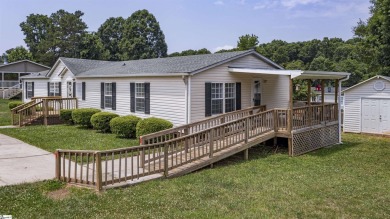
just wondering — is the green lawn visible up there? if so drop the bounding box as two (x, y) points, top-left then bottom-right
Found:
(0, 133), (389, 218)
(0, 99), (12, 126)
(0, 125), (139, 152)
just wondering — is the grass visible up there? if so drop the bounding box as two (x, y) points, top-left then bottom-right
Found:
(0, 125), (139, 152)
(0, 99), (12, 126)
(0, 133), (389, 218)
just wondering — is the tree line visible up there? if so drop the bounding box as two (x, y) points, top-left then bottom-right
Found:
(1, 0), (389, 88)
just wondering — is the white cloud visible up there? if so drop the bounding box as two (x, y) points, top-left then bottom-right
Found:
(289, 1), (370, 18)
(214, 0), (224, 5)
(213, 45), (234, 52)
(254, 1), (278, 10)
(281, 0), (322, 9)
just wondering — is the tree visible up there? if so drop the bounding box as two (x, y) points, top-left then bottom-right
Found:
(97, 17), (125, 61)
(79, 32), (110, 60)
(169, 48), (211, 57)
(120, 9), (167, 60)
(237, 34), (259, 50)
(20, 10), (88, 66)
(5, 46), (34, 62)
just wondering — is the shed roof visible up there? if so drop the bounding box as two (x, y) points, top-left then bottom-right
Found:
(54, 50), (282, 78)
(342, 75), (390, 93)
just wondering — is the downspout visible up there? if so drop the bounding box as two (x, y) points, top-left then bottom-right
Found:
(338, 75), (350, 144)
(187, 75), (192, 124)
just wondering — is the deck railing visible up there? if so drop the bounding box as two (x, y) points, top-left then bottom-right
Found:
(55, 108), (282, 191)
(11, 97), (78, 126)
(140, 105), (267, 145)
(292, 103), (338, 130)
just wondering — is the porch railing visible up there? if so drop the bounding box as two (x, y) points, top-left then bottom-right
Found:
(2, 83), (22, 99)
(292, 103), (338, 130)
(11, 97), (78, 126)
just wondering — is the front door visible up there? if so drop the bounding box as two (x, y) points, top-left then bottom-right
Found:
(361, 98), (390, 134)
(67, 82), (73, 98)
(253, 79), (261, 106)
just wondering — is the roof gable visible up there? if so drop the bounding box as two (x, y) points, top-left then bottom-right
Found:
(342, 75), (390, 93)
(0, 60), (50, 72)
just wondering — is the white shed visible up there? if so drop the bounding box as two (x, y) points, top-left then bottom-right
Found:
(343, 75), (390, 135)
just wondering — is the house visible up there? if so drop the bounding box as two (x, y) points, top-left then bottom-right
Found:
(313, 87), (346, 109)
(20, 49), (350, 156)
(343, 75), (390, 135)
(0, 59), (50, 99)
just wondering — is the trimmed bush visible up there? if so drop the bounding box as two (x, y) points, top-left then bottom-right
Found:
(90, 112), (119, 133)
(72, 108), (101, 127)
(8, 101), (23, 110)
(60, 109), (74, 125)
(136, 117), (173, 138)
(110, 115), (142, 138)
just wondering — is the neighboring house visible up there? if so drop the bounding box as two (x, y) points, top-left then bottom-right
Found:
(343, 75), (390, 135)
(313, 87), (346, 109)
(0, 60), (50, 99)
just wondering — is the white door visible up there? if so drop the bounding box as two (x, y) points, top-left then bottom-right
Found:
(252, 79), (262, 106)
(67, 82), (73, 98)
(361, 98), (390, 134)
(380, 99), (390, 134)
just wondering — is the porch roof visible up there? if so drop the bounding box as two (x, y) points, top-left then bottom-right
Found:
(228, 68), (350, 80)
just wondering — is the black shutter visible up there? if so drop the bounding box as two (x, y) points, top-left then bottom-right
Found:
(100, 82), (105, 109)
(58, 82), (62, 97)
(205, 82), (212, 117)
(130, 83), (135, 112)
(47, 82), (50, 96)
(32, 82), (34, 98)
(82, 82), (86, 100)
(73, 82), (76, 97)
(112, 82), (116, 110)
(145, 83), (150, 114)
(25, 82), (28, 99)
(236, 82), (241, 110)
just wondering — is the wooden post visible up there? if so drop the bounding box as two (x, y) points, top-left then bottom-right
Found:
(95, 152), (103, 191)
(164, 144), (169, 177)
(140, 149), (145, 168)
(307, 79), (312, 126)
(245, 117), (249, 144)
(273, 110), (278, 145)
(184, 128), (189, 153)
(244, 149), (249, 160)
(334, 79), (339, 103)
(43, 99), (48, 126)
(288, 138), (293, 156)
(55, 150), (61, 180)
(209, 129), (214, 158)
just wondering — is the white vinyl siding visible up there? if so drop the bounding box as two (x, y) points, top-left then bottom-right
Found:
(343, 78), (390, 133)
(23, 80), (47, 102)
(190, 55), (289, 123)
(78, 77), (186, 126)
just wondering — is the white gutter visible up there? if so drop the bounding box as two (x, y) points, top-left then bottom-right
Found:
(76, 73), (189, 78)
(339, 74), (350, 144)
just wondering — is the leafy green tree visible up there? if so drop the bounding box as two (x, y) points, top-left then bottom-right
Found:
(169, 48), (211, 57)
(309, 56), (334, 71)
(79, 32), (110, 60)
(237, 34), (259, 50)
(120, 9), (167, 60)
(5, 46), (34, 62)
(97, 17), (125, 61)
(20, 10), (88, 66)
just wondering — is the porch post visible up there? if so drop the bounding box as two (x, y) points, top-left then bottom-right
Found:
(307, 79), (312, 127)
(334, 79), (339, 103)
(288, 77), (293, 156)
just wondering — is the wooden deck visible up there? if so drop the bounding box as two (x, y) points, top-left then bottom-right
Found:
(55, 104), (339, 191)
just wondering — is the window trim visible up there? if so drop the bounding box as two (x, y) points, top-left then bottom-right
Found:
(135, 83), (145, 112)
(211, 82), (236, 115)
(104, 83), (113, 108)
(49, 82), (60, 96)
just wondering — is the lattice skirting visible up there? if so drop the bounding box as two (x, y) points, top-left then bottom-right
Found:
(292, 124), (339, 156)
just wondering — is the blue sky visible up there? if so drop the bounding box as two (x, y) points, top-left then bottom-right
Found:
(0, 0), (371, 55)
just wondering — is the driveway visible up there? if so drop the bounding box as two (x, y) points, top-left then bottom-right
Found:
(0, 134), (55, 186)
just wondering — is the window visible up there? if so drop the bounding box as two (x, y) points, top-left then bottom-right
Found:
(225, 83), (236, 113)
(211, 83), (223, 115)
(104, 83), (112, 108)
(135, 83), (145, 112)
(206, 82), (241, 117)
(49, 82), (60, 96)
(26, 82), (33, 99)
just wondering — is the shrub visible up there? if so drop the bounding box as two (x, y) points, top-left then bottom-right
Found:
(8, 101), (23, 110)
(72, 108), (101, 127)
(110, 115), (142, 138)
(60, 109), (74, 125)
(90, 112), (119, 133)
(136, 117), (173, 138)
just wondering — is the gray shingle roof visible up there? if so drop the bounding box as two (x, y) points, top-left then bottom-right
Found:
(58, 50), (279, 77)
(20, 70), (50, 79)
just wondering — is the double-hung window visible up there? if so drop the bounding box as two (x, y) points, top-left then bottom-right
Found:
(104, 83), (113, 108)
(26, 82), (33, 99)
(209, 82), (238, 116)
(49, 82), (60, 96)
(135, 83), (145, 112)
